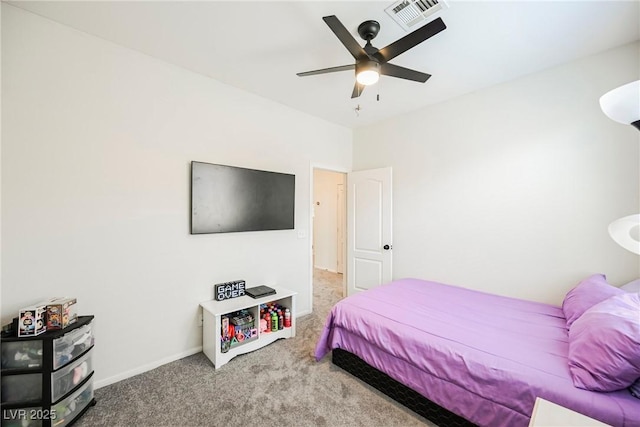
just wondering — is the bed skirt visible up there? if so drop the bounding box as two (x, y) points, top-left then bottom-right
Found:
(332, 348), (477, 427)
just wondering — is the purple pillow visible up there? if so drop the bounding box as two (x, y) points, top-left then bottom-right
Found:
(567, 293), (640, 391)
(562, 274), (624, 329)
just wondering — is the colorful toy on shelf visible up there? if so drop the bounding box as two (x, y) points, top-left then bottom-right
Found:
(284, 308), (291, 328)
(18, 303), (47, 337)
(222, 309), (256, 349)
(259, 301), (292, 332)
(46, 297), (78, 330)
(221, 336), (230, 353)
(214, 280), (246, 301)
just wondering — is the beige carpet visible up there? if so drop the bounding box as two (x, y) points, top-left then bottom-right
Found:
(75, 269), (434, 427)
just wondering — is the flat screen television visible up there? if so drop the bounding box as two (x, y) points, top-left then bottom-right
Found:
(190, 161), (295, 234)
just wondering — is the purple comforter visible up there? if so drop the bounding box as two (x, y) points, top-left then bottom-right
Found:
(315, 278), (639, 427)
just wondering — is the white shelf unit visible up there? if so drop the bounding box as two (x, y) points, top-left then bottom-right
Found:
(200, 286), (296, 369)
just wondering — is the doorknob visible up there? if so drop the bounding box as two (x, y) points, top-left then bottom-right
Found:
(383, 244), (392, 250)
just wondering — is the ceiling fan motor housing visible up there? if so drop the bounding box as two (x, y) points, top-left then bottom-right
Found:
(358, 20), (380, 41)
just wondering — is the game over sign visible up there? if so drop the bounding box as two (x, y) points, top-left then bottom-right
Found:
(215, 280), (246, 301)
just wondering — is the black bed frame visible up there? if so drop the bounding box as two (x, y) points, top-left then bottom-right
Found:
(332, 348), (477, 427)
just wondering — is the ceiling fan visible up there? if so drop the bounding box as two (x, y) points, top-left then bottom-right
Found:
(297, 15), (447, 98)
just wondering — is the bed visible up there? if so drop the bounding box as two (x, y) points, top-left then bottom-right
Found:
(314, 277), (640, 427)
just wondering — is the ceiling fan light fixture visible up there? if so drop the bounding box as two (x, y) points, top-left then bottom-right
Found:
(357, 70), (380, 85)
(356, 60), (380, 86)
(297, 15), (446, 98)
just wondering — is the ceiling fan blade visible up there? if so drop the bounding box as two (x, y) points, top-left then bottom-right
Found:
(351, 82), (365, 98)
(297, 64), (355, 77)
(323, 15), (368, 60)
(380, 63), (431, 83)
(375, 17), (446, 63)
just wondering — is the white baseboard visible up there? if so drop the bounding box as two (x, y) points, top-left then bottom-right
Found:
(94, 310), (314, 390)
(296, 308), (312, 317)
(94, 346), (203, 389)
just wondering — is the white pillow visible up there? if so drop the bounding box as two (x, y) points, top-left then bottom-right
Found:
(620, 279), (640, 293)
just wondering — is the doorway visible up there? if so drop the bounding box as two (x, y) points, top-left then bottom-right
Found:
(309, 166), (392, 312)
(309, 166), (347, 316)
(312, 169), (347, 275)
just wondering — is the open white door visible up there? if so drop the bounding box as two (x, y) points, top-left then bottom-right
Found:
(347, 167), (392, 296)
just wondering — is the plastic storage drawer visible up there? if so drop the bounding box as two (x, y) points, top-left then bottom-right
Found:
(1, 373), (42, 403)
(51, 350), (93, 403)
(52, 322), (94, 370)
(51, 377), (93, 427)
(1, 340), (43, 369)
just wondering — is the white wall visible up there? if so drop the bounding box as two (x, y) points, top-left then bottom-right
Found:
(354, 42), (640, 305)
(313, 169), (346, 272)
(1, 5), (352, 387)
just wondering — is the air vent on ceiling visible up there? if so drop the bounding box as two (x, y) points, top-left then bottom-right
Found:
(385, 0), (449, 31)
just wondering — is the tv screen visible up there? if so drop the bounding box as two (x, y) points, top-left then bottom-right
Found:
(190, 161), (295, 234)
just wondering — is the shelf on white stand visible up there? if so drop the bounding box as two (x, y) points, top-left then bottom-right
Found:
(200, 286), (296, 369)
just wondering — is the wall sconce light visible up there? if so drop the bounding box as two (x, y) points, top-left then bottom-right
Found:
(599, 80), (640, 131)
(600, 80), (640, 255)
(608, 214), (640, 255)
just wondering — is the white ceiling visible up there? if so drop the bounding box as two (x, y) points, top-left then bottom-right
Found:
(8, 0), (640, 128)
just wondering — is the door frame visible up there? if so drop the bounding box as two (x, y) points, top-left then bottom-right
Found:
(309, 163), (348, 314)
